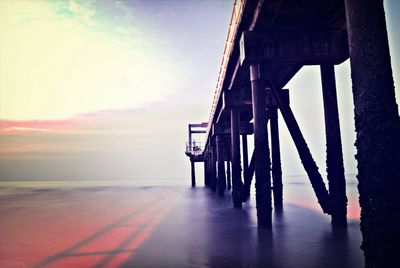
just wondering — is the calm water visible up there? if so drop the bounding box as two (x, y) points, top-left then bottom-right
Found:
(0, 176), (363, 267)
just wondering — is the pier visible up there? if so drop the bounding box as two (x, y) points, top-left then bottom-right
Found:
(185, 0), (400, 267)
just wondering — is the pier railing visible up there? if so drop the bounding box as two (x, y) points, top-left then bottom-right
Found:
(207, 0), (246, 138)
(185, 142), (204, 156)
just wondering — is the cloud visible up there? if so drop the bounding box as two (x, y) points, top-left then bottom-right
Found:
(67, 0), (96, 26)
(1, 127), (51, 133)
(0, 0), (182, 121)
(0, 104), (200, 180)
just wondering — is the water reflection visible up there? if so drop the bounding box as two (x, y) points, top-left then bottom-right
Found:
(122, 184), (363, 267)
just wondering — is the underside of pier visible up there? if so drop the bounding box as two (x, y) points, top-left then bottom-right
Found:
(185, 0), (400, 266)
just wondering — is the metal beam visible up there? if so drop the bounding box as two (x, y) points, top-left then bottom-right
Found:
(222, 88), (289, 110)
(212, 122), (254, 136)
(190, 130), (207, 134)
(189, 123), (208, 128)
(240, 30), (349, 66)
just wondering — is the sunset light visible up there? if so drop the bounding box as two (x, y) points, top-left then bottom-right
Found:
(1, 0), (399, 267)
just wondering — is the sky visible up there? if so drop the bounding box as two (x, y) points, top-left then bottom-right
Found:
(0, 0), (399, 182)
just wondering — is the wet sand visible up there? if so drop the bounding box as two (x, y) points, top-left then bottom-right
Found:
(0, 181), (363, 267)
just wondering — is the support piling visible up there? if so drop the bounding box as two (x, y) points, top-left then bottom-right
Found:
(204, 158), (209, 187)
(268, 71), (331, 215)
(241, 134), (250, 201)
(191, 160), (196, 187)
(216, 135), (226, 196)
(320, 64), (347, 225)
(250, 63), (272, 228)
(344, 0), (400, 265)
(270, 107), (283, 208)
(210, 143), (217, 192)
(231, 109), (243, 208)
(226, 160), (232, 190)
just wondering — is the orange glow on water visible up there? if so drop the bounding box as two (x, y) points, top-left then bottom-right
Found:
(288, 197), (361, 220)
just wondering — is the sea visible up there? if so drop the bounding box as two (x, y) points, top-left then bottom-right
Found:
(0, 175), (364, 267)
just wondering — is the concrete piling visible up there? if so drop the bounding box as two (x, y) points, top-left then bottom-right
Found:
(250, 63), (272, 228)
(320, 64), (347, 225)
(345, 0), (400, 265)
(231, 109), (243, 208)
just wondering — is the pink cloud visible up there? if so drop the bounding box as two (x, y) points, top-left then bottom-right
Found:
(0, 119), (74, 134)
(0, 109), (135, 135)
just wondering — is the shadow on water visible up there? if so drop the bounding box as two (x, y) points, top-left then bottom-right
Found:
(2, 184), (363, 267)
(24, 185), (363, 267)
(33, 189), (178, 268)
(120, 187), (364, 268)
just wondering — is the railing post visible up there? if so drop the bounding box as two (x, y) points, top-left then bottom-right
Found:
(188, 124), (192, 152)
